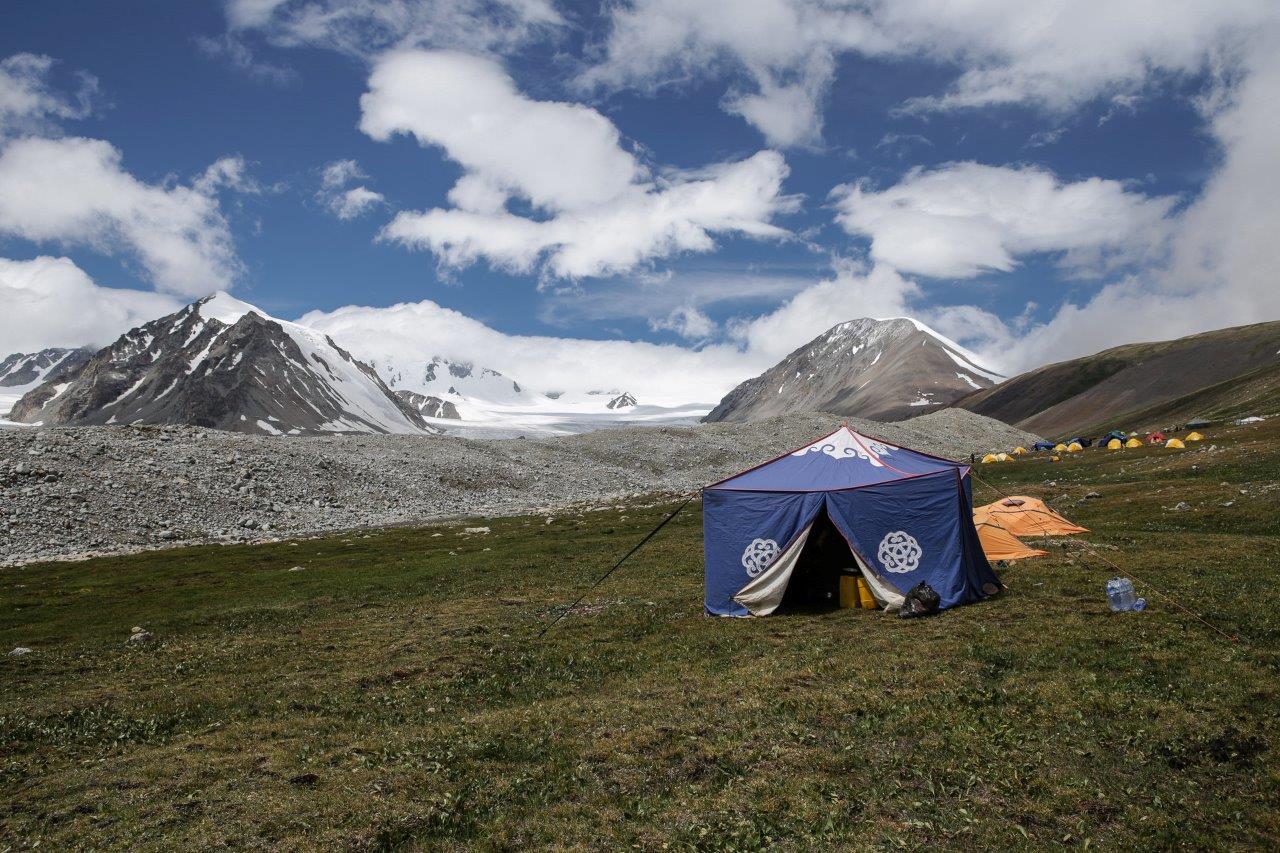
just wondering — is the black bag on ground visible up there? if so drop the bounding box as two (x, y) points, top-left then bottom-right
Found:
(898, 582), (941, 619)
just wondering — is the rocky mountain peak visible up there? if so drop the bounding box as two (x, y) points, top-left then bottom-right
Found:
(0, 347), (94, 389)
(607, 392), (637, 409)
(703, 316), (1003, 423)
(9, 295), (435, 436)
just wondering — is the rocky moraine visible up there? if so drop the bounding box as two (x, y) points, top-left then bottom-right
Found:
(0, 409), (1039, 566)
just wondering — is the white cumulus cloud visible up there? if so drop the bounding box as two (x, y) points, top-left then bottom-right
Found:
(583, 1), (1276, 145)
(967, 24), (1280, 373)
(362, 49), (797, 280)
(298, 261), (920, 403)
(0, 136), (243, 297)
(223, 0), (563, 58)
(316, 158), (385, 220)
(649, 305), (717, 341)
(831, 162), (1177, 279)
(0, 256), (182, 354)
(0, 53), (97, 138)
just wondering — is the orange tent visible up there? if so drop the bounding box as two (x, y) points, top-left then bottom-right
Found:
(973, 496), (1089, 537)
(974, 516), (1048, 562)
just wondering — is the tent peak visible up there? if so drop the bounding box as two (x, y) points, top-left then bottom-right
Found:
(791, 425), (899, 468)
(705, 422), (964, 492)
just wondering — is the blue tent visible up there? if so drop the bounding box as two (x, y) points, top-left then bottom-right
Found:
(703, 424), (1000, 617)
(1032, 441), (1057, 452)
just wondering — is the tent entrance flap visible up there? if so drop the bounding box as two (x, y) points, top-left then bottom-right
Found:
(733, 510), (867, 615)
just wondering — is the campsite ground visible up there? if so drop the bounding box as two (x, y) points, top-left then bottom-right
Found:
(3, 419), (1279, 849)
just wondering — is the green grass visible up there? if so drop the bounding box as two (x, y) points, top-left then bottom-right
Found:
(3, 423), (1280, 850)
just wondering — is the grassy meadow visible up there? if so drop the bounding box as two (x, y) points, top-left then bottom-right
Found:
(2, 419), (1279, 849)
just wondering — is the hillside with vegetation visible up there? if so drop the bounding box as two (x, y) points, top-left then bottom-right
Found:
(3, 419), (1278, 848)
(957, 321), (1280, 438)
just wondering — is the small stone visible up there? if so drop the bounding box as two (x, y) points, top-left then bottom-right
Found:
(8, 646), (32, 657)
(1083, 491), (1102, 499)
(127, 628), (153, 644)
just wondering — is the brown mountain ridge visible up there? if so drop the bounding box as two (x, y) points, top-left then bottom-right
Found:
(956, 321), (1280, 437)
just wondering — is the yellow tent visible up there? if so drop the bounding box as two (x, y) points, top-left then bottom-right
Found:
(1053, 442), (1068, 452)
(1106, 438), (1123, 450)
(1050, 455), (1060, 462)
(1165, 438), (1186, 449)
(995, 452), (1010, 462)
(1125, 437), (1143, 448)
(1066, 441), (1083, 452)
(974, 496), (1089, 536)
(974, 515), (1048, 562)
(981, 453), (998, 464)
(1186, 431), (1204, 442)
(1012, 446), (1028, 455)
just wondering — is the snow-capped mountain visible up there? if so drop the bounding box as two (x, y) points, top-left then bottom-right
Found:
(394, 389), (460, 420)
(373, 354), (536, 419)
(703, 317), (1004, 423)
(8, 293), (435, 436)
(357, 354), (693, 434)
(607, 392), (637, 409)
(0, 347), (93, 418)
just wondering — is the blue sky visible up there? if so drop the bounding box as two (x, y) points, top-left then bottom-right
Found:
(1, 1), (1277, 400)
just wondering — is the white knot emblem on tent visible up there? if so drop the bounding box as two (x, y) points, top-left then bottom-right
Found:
(791, 429), (893, 466)
(741, 538), (780, 577)
(878, 531), (922, 574)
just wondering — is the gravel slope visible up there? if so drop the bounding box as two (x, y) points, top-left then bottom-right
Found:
(0, 409), (1039, 566)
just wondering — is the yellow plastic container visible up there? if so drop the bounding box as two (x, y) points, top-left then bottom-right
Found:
(856, 576), (877, 610)
(838, 574), (858, 609)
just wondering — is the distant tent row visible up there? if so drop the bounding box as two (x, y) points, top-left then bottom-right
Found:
(984, 427), (1206, 462)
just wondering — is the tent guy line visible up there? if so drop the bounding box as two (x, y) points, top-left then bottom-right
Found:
(535, 494), (696, 640)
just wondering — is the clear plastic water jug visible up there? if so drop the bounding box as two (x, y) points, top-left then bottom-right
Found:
(1106, 577), (1138, 611)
